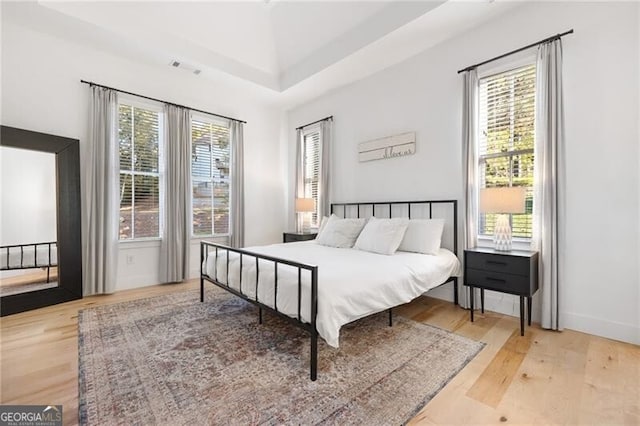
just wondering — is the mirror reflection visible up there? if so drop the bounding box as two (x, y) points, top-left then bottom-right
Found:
(0, 146), (58, 297)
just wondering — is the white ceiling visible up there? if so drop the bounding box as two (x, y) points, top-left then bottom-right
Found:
(2, 1), (524, 107)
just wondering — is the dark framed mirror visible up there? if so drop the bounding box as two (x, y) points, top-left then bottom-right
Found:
(1, 125), (82, 315)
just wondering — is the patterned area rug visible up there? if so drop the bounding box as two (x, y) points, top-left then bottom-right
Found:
(79, 288), (484, 425)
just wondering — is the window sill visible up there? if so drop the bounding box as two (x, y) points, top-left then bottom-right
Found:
(119, 238), (162, 250)
(477, 235), (532, 251)
(191, 234), (229, 241)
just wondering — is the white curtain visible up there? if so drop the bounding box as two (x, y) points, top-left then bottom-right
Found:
(82, 86), (119, 295)
(461, 69), (479, 308)
(159, 105), (191, 283)
(318, 120), (332, 218)
(533, 39), (565, 330)
(230, 121), (245, 248)
(294, 128), (304, 232)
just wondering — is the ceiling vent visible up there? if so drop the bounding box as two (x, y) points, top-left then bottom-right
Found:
(169, 60), (201, 76)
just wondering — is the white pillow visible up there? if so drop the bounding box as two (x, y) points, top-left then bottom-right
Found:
(354, 217), (409, 255)
(317, 216), (330, 238)
(315, 215), (367, 248)
(398, 219), (445, 255)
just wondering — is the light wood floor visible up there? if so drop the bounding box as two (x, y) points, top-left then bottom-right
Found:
(0, 267), (58, 287)
(1, 280), (638, 425)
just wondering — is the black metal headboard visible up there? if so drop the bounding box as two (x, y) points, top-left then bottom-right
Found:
(330, 200), (458, 256)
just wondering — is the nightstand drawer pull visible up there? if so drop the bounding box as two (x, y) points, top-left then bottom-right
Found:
(486, 260), (507, 266)
(485, 276), (506, 283)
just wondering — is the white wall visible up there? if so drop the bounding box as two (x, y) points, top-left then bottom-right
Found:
(0, 147), (57, 245)
(287, 2), (640, 344)
(1, 18), (286, 291)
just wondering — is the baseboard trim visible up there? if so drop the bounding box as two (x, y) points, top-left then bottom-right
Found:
(564, 311), (640, 345)
(428, 287), (639, 345)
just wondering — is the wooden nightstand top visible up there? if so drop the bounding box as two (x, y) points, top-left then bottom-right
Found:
(283, 232), (317, 243)
(465, 247), (537, 258)
(283, 231), (318, 237)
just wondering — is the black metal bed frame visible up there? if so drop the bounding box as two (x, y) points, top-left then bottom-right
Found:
(200, 199), (458, 381)
(1, 241), (58, 283)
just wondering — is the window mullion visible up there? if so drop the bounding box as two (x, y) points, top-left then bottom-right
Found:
(209, 125), (215, 236)
(131, 107), (136, 239)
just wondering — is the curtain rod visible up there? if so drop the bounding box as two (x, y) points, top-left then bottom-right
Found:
(296, 115), (333, 130)
(80, 80), (247, 124)
(457, 29), (574, 74)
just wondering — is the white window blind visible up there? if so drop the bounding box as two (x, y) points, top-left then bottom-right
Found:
(478, 63), (536, 239)
(191, 117), (230, 237)
(302, 128), (321, 227)
(118, 103), (162, 240)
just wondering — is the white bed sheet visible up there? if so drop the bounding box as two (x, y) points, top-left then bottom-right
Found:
(0, 245), (58, 269)
(204, 241), (460, 348)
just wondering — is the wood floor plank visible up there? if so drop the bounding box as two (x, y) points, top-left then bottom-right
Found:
(465, 328), (534, 408)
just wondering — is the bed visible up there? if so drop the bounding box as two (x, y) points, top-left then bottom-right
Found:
(0, 241), (58, 282)
(200, 200), (459, 381)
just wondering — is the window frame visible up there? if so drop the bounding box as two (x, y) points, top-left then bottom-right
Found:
(301, 124), (322, 228)
(117, 96), (165, 242)
(190, 113), (232, 239)
(476, 56), (537, 245)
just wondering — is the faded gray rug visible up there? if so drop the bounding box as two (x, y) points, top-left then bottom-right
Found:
(79, 288), (483, 425)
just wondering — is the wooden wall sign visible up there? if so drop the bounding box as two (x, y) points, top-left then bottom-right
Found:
(358, 132), (416, 162)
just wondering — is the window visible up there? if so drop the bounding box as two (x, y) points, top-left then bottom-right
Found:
(118, 102), (163, 240)
(191, 117), (230, 236)
(478, 63), (536, 239)
(302, 127), (321, 227)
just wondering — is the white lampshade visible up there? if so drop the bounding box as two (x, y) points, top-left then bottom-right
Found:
(479, 187), (526, 214)
(295, 198), (315, 213)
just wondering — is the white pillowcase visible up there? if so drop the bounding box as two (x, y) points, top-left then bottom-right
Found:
(317, 216), (330, 238)
(315, 215), (367, 248)
(398, 219), (445, 255)
(354, 217), (409, 255)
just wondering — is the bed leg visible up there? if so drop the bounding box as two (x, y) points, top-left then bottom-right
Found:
(47, 267), (50, 283)
(453, 277), (459, 306)
(258, 307), (263, 324)
(388, 308), (393, 327)
(310, 331), (318, 381)
(200, 277), (204, 302)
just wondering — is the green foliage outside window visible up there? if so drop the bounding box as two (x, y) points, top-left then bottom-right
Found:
(479, 64), (536, 238)
(118, 104), (160, 240)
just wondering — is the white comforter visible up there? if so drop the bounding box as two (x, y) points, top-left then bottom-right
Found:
(204, 241), (460, 348)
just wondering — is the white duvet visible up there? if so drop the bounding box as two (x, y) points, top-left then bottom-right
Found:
(203, 241), (460, 348)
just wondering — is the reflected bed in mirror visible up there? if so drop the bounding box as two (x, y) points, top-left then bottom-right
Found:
(0, 147), (59, 296)
(0, 126), (82, 315)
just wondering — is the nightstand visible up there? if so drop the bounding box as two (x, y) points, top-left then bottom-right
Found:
(283, 232), (317, 243)
(464, 247), (538, 336)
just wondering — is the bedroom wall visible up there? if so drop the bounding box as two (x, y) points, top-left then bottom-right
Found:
(287, 2), (640, 344)
(0, 148), (57, 246)
(0, 18), (286, 291)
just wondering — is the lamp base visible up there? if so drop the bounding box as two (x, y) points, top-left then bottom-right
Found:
(302, 214), (311, 234)
(297, 213), (311, 234)
(493, 214), (512, 251)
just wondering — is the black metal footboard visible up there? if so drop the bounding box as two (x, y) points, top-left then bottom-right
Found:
(200, 241), (319, 381)
(0, 241), (57, 283)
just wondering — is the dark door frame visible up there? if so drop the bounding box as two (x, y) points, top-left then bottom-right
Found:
(1, 125), (83, 315)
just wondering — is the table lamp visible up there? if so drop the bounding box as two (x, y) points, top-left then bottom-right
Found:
(295, 198), (315, 233)
(479, 187), (526, 251)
